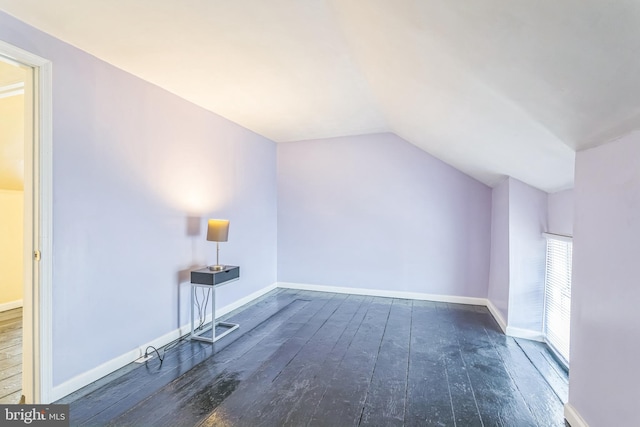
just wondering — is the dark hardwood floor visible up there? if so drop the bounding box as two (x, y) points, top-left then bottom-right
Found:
(59, 289), (568, 426)
(0, 307), (22, 404)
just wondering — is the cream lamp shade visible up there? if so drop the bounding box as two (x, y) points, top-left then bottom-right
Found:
(207, 219), (229, 271)
(207, 219), (229, 242)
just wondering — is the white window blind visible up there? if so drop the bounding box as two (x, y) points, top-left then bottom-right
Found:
(543, 234), (573, 365)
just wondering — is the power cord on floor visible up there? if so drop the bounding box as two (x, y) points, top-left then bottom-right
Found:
(142, 330), (192, 366)
(141, 287), (213, 366)
(194, 287), (212, 330)
(144, 346), (164, 364)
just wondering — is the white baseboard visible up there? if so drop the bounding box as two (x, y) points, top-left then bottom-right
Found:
(485, 299), (507, 333)
(565, 402), (589, 427)
(276, 282), (487, 306)
(0, 299), (23, 312)
(505, 326), (544, 342)
(51, 322), (194, 402)
(276, 283), (514, 337)
(50, 283), (277, 402)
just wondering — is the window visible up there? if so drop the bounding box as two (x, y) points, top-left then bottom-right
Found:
(543, 234), (572, 366)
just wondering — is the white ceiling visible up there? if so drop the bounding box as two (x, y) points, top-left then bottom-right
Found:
(2, 1), (639, 192)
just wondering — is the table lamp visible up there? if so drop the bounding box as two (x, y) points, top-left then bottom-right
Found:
(207, 219), (229, 271)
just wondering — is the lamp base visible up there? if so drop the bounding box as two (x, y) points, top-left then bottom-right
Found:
(208, 265), (225, 271)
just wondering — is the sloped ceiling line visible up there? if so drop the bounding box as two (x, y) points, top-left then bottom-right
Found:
(2, 1), (638, 191)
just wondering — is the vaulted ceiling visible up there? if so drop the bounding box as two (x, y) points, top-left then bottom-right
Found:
(2, 1), (639, 192)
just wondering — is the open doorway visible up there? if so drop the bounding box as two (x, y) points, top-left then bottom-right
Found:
(0, 40), (52, 403)
(0, 58), (27, 404)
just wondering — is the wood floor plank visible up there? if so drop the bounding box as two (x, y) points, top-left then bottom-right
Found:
(0, 363), (21, 382)
(69, 289), (304, 425)
(305, 297), (393, 427)
(195, 293), (349, 427)
(494, 339), (565, 427)
(230, 294), (370, 426)
(0, 309), (21, 323)
(514, 338), (569, 402)
(440, 304), (484, 427)
(404, 301), (456, 426)
(0, 354), (21, 371)
(279, 296), (374, 427)
(0, 331), (22, 350)
(449, 306), (538, 426)
(0, 372), (21, 398)
(60, 288), (293, 406)
(481, 317), (566, 426)
(106, 293), (336, 427)
(0, 320), (22, 334)
(71, 341), (216, 425)
(359, 298), (412, 427)
(81, 291), (305, 425)
(0, 309), (22, 405)
(0, 390), (21, 404)
(0, 343), (22, 359)
(62, 291), (568, 427)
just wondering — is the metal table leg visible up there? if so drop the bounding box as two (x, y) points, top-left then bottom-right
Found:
(190, 283), (239, 343)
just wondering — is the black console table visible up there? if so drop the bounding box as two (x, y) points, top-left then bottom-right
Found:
(190, 266), (240, 343)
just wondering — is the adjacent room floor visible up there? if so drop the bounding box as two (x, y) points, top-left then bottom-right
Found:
(0, 307), (22, 404)
(59, 289), (569, 426)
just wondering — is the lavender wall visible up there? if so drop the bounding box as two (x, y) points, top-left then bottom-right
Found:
(277, 133), (492, 297)
(487, 179), (510, 323)
(0, 11), (277, 387)
(547, 189), (574, 236)
(570, 131), (640, 426)
(507, 178), (547, 333)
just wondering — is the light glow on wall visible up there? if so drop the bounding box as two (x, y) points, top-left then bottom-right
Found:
(149, 166), (232, 214)
(144, 145), (233, 215)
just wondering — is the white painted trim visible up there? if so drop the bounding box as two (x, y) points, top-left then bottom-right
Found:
(51, 283), (278, 401)
(564, 402), (589, 427)
(505, 326), (544, 342)
(0, 81), (24, 91)
(276, 282), (487, 306)
(278, 283), (516, 335)
(36, 56), (54, 406)
(51, 323), (197, 401)
(0, 90), (23, 99)
(485, 299), (507, 333)
(0, 81), (24, 98)
(543, 232), (573, 242)
(0, 39), (53, 404)
(0, 300), (23, 312)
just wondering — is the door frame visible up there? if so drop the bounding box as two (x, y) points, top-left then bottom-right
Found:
(0, 40), (53, 404)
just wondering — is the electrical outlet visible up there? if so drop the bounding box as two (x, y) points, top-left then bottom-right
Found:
(134, 354), (153, 363)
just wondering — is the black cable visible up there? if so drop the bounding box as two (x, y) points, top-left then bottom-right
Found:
(144, 345), (164, 363)
(196, 287), (212, 330)
(141, 330), (192, 366)
(141, 287), (213, 366)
